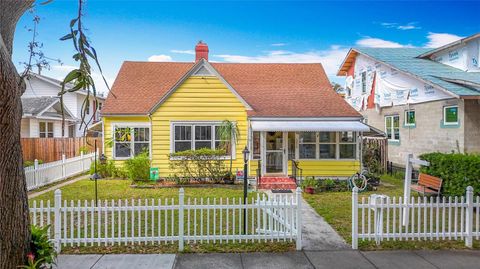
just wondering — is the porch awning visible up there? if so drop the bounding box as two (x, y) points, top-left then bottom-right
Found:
(250, 121), (370, 132)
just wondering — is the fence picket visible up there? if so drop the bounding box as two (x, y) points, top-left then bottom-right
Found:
(351, 186), (479, 249)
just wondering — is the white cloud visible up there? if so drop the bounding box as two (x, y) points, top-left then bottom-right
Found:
(170, 49), (195, 55)
(147, 54), (173, 62)
(424, 32), (463, 48)
(380, 22), (421, 30)
(271, 43), (287, 47)
(355, 37), (413, 48)
(214, 46), (349, 76)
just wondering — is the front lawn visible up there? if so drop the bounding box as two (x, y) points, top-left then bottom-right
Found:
(30, 179), (248, 203)
(304, 175), (479, 250)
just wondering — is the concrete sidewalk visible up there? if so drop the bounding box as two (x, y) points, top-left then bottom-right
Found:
(55, 250), (480, 269)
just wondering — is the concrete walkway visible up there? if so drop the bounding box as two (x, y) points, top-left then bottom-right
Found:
(55, 250), (480, 269)
(301, 198), (349, 250)
(28, 174), (89, 199)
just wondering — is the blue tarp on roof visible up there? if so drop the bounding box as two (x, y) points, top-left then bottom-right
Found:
(354, 47), (480, 97)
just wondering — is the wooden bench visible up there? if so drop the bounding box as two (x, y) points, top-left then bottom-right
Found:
(410, 173), (443, 196)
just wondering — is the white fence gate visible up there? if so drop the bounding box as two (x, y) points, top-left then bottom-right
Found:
(351, 186), (480, 249)
(25, 152), (95, 191)
(30, 188), (302, 252)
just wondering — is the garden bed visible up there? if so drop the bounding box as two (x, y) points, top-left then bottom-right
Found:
(131, 181), (243, 189)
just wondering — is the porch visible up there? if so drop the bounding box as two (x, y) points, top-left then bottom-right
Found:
(247, 119), (370, 188)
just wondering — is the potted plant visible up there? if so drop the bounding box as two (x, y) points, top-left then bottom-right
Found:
(301, 177), (318, 194)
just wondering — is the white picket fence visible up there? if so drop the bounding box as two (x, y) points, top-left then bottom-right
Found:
(30, 188), (302, 252)
(351, 186), (480, 249)
(25, 152), (95, 191)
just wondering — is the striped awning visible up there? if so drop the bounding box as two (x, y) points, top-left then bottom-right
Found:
(250, 121), (370, 132)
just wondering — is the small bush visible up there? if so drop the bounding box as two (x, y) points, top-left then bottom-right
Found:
(22, 225), (57, 269)
(300, 177), (319, 189)
(24, 160), (43, 168)
(78, 146), (89, 155)
(89, 160), (126, 179)
(124, 152), (150, 182)
(169, 148), (228, 183)
(420, 152), (480, 196)
(363, 142), (383, 175)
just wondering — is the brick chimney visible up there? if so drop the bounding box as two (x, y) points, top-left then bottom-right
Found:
(195, 41), (209, 61)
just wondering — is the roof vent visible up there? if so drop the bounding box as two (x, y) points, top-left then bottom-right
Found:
(195, 41), (209, 62)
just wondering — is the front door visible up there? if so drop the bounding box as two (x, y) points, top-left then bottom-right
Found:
(265, 131), (285, 174)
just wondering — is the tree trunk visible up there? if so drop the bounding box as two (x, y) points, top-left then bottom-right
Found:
(0, 1), (35, 268)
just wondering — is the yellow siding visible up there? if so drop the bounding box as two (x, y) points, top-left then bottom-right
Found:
(291, 160), (361, 177)
(151, 76), (248, 177)
(103, 116), (150, 165)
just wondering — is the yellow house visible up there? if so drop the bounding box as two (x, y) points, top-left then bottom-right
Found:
(101, 42), (369, 188)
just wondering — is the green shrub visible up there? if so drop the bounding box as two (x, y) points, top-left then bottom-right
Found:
(124, 152), (150, 182)
(419, 152), (480, 196)
(168, 148), (227, 183)
(78, 146), (89, 155)
(24, 160), (43, 168)
(300, 177), (319, 189)
(363, 142), (383, 175)
(22, 225), (57, 269)
(89, 160), (126, 179)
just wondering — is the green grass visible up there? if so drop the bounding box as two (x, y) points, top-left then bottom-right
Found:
(29, 179), (249, 203)
(29, 179), (292, 253)
(304, 175), (480, 250)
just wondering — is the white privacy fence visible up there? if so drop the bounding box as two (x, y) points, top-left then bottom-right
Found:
(30, 188), (302, 252)
(351, 186), (480, 249)
(25, 152), (95, 191)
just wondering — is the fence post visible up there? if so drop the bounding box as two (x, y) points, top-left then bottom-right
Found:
(465, 186), (473, 248)
(61, 154), (66, 179)
(352, 187), (359, 250)
(178, 188), (185, 251)
(402, 153), (413, 226)
(295, 187), (302, 251)
(34, 159), (39, 188)
(54, 189), (62, 253)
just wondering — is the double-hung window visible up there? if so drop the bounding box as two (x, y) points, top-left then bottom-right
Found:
(299, 132), (316, 159)
(172, 123), (231, 155)
(39, 122), (54, 138)
(405, 110), (415, 126)
(113, 126), (150, 159)
(318, 132), (336, 159)
(339, 132), (356, 159)
(385, 115), (400, 141)
(443, 105), (458, 125)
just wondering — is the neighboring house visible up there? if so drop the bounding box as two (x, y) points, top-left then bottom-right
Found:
(338, 33), (480, 166)
(102, 41), (370, 179)
(21, 72), (106, 138)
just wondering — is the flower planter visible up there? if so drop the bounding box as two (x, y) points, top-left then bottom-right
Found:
(305, 187), (315, 194)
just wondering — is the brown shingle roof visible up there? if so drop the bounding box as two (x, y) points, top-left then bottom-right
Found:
(102, 61), (360, 118)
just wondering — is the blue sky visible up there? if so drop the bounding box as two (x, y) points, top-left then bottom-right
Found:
(12, 0), (480, 92)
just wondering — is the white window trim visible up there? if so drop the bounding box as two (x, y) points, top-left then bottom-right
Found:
(385, 115), (400, 141)
(361, 71), (367, 94)
(443, 105), (459, 125)
(169, 121), (236, 160)
(39, 121), (54, 138)
(404, 110), (416, 126)
(112, 122), (151, 160)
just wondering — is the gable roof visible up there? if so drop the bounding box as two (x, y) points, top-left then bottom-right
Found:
(417, 33), (480, 59)
(338, 47), (480, 98)
(102, 61), (360, 118)
(21, 96), (76, 120)
(22, 97), (59, 116)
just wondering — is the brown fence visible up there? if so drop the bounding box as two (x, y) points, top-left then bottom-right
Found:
(362, 137), (388, 172)
(21, 137), (102, 163)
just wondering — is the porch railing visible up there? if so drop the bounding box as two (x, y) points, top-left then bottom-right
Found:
(291, 160), (302, 186)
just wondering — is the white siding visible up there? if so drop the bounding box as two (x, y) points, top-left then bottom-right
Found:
(21, 119), (30, 138)
(431, 36), (480, 72)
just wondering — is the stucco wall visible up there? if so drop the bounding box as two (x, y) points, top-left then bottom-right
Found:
(363, 98), (466, 165)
